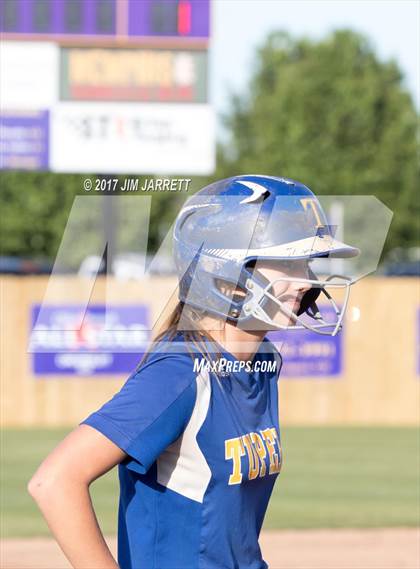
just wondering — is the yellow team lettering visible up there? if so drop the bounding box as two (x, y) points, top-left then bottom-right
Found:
(250, 432), (267, 478)
(242, 434), (259, 480)
(261, 428), (282, 474)
(225, 438), (245, 485)
(225, 428), (282, 485)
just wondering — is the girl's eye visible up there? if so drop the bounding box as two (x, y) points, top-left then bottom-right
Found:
(246, 259), (313, 272)
(273, 260), (289, 269)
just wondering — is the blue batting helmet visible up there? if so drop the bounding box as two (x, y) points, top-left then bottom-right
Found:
(172, 175), (359, 335)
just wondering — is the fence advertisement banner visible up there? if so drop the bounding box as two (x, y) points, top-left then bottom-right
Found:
(268, 307), (343, 377)
(30, 304), (150, 376)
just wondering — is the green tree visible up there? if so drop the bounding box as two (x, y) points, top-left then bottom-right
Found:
(2, 30), (417, 262)
(217, 29), (419, 253)
(0, 172), (197, 263)
(0, 171), (81, 260)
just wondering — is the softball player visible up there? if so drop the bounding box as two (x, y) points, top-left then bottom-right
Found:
(28, 175), (358, 569)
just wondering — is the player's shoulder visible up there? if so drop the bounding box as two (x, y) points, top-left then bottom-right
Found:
(261, 335), (283, 373)
(265, 336), (281, 357)
(131, 330), (200, 390)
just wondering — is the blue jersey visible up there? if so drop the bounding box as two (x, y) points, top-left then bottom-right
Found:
(80, 332), (283, 569)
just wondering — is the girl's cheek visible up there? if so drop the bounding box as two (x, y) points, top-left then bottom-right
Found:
(275, 282), (289, 297)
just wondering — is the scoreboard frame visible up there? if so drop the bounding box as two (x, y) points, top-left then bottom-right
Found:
(0, 0), (210, 47)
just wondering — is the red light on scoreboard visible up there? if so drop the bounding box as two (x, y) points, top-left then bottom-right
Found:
(178, 1), (191, 35)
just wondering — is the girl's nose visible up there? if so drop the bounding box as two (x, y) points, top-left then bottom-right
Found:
(290, 274), (312, 295)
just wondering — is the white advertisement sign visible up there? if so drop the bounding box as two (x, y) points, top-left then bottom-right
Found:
(0, 42), (59, 109)
(50, 102), (215, 174)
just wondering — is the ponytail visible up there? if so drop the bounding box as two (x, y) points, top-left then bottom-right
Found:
(136, 301), (223, 373)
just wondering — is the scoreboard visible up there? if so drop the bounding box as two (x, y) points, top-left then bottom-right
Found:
(0, 0), (214, 175)
(0, 0), (209, 41)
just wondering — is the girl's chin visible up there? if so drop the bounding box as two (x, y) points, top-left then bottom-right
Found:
(270, 307), (300, 325)
(265, 317), (297, 329)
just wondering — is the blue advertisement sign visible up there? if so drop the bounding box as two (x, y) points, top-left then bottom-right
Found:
(0, 110), (49, 170)
(30, 304), (150, 376)
(267, 308), (343, 378)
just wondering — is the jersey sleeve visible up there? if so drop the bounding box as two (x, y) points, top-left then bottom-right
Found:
(79, 352), (197, 475)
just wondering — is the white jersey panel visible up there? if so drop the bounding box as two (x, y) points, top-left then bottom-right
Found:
(157, 369), (212, 503)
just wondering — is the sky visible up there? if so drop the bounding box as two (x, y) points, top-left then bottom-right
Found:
(209, 0), (419, 133)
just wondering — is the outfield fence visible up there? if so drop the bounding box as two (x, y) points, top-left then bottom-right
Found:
(1, 276), (419, 427)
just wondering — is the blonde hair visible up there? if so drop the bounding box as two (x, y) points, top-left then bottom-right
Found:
(136, 301), (224, 373)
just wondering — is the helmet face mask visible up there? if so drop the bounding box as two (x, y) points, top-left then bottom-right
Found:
(173, 175), (360, 337)
(207, 258), (352, 336)
(239, 268), (352, 336)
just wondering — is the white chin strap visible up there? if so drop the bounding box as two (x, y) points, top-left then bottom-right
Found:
(242, 275), (353, 337)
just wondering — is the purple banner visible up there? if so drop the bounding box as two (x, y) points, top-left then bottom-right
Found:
(1, 0), (116, 35)
(1, 0), (209, 39)
(267, 307), (343, 377)
(0, 110), (49, 170)
(30, 304), (150, 376)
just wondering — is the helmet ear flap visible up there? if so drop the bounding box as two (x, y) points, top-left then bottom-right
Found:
(297, 267), (320, 316)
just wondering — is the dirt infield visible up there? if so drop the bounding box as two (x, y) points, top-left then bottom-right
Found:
(1, 529), (419, 569)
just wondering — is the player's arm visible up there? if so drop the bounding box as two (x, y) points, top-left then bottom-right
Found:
(27, 424), (125, 569)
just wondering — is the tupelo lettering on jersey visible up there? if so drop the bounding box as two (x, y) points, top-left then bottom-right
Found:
(225, 427), (282, 485)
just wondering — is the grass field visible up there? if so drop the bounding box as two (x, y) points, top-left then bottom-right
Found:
(1, 427), (419, 537)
